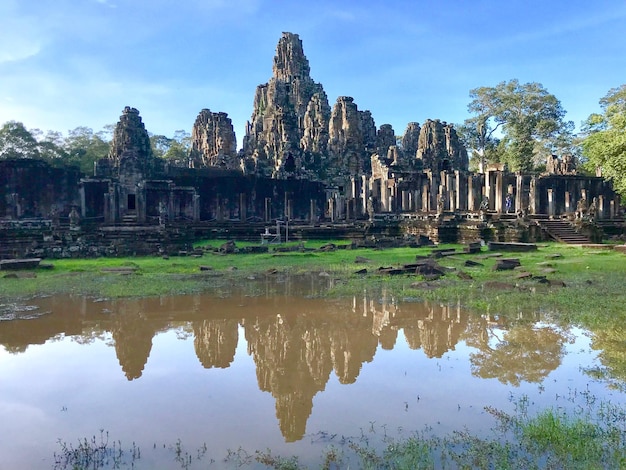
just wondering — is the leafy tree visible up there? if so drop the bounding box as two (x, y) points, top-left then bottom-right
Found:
(581, 85), (626, 196)
(162, 130), (191, 164)
(463, 79), (574, 172)
(150, 134), (174, 159)
(64, 126), (111, 175)
(456, 121), (500, 172)
(0, 121), (41, 159)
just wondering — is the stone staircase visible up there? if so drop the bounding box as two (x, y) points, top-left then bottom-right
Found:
(537, 219), (591, 244)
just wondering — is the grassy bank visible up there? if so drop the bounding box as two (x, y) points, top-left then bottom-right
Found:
(2, 240), (625, 323)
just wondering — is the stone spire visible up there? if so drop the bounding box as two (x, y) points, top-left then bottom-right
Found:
(243, 32), (329, 179)
(272, 32), (311, 82)
(416, 119), (468, 172)
(326, 96), (375, 178)
(108, 106), (153, 167)
(189, 109), (238, 169)
(107, 106), (159, 180)
(401, 122), (421, 159)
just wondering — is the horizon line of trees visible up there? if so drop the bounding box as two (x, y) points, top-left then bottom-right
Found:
(1, 80), (625, 196)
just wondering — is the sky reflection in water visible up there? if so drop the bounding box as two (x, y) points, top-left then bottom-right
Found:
(0, 277), (623, 468)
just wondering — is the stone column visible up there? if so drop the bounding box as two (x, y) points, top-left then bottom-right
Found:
(515, 174), (524, 213)
(310, 199), (316, 223)
(454, 171), (465, 211)
(610, 199), (615, 219)
(547, 189), (555, 218)
(598, 195), (605, 220)
(239, 193), (246, 221)
(495, 172), (504, 213)
(529, 177), (538, 215)
(264, 197), (271, 222)
(361, 175), (369, 214)
(429, 172), (439, 213)
(422, 181), (430, 212)
(79, 185), (86, 218)
(564, 191), (571, 213)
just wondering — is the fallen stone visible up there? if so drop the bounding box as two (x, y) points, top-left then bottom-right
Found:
(463, 241), (482, 254)
(38, 263), (55, 270)
(265, 268), (278, 275)
(483, 281), (516, 290)
(487, 242), (537, 252)
(318, 243), (337, 252)
(219, 241), (237, 254)
(456, 271), (473, 280)
(199, 265), (213, 271)
(540, 268), (557, 274)
(3, 273), (18, 278)
(0, 258), (41, 270)
(410, 281), (437, 290)
(354, 268), (368, 275)
(101, 267), (138, 273)
(464, 259), (484, 267)
(430, 248), (456, 258)
(422, 273), (442, 281)
(515, 271), (533, 279)
(546, 253), (563, 259)
(226, 266), (238, 271)
(492, 258), (521, 271)
(548, 279), (566, 287)
(354, 256), (371, 264)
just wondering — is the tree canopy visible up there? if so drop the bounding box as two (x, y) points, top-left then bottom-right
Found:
(462, 79), (574, 172)
(581, 84), (626, 197)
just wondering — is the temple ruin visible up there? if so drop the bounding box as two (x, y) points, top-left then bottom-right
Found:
(0, 32), (622, 257)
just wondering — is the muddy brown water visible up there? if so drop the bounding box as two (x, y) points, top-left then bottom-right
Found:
(0, 276), (624, 468)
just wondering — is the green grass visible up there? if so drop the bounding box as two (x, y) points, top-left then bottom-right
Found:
(54, 393), (626, 469)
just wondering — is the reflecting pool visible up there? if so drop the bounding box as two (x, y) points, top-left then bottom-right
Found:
(1, 276), (624, 468)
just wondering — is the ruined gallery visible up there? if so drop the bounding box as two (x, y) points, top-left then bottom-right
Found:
(0, 33), (621, 258)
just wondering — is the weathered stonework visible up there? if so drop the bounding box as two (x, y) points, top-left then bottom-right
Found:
(243, 32), (329, 179)
(107, 107), (155, 176)
(416, 119), (468, 172)
(376, 124), (396, 158)
(189, 109), (238, 169)
(327, 96), (375, 178)
(401, 122), (421, 160)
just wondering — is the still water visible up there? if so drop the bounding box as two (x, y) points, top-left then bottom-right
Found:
(0, 275), (624, 468)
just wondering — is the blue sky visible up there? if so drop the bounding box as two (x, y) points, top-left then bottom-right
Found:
(1, 0), (625, 146)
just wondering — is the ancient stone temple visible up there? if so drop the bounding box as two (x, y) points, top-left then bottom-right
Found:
(0, 31), (623, 258)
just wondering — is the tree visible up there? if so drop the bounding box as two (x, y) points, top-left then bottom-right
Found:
(581, 85), (626, 196)
(0, 121), (41, 159)
(456, 121), (500, 172)
(463, 79), (574, 172)
(162, 130), (191, 164)
(64, 126), (111, 175)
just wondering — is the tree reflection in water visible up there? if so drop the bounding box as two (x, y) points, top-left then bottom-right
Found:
(0, 277), (606, 443)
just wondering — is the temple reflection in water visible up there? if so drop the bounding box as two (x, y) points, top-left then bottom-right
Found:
(0, 279), (570, 441)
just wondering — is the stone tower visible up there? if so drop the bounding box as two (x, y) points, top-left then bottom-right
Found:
(189, 109), (238, 169)
(416, 119), (468, 172)
(107, 106), (159, 182)
(243, 32), (330, 179)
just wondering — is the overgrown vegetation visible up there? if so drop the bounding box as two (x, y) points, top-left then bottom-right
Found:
(54, 391), (626, 469)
